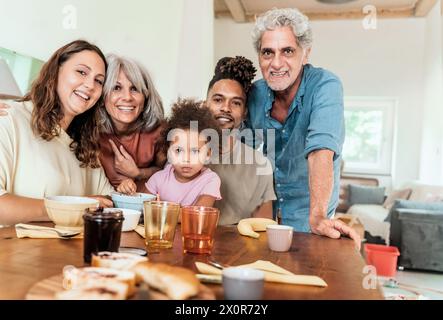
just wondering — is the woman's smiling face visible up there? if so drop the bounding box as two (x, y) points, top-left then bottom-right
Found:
(56, 50), (105, 124)
(104, 70), (145, 133)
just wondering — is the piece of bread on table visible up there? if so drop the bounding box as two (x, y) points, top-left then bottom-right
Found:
(56, 280), (128, 300)
(92, 251), (148, 270)
(63, 267), (136, 297)
(133, 262), (200, 300)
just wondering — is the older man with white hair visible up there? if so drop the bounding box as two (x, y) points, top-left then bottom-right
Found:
(246, 8), (360, 246)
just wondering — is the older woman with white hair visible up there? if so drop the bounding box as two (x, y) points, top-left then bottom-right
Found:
(246, 8), (360, 247)
(98, 54), (165, 192)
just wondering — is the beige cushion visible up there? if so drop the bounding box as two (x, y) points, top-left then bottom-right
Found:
(383, 188), (412, 210)
(347, 204), (390, 240)
(406, 181), (443, 202)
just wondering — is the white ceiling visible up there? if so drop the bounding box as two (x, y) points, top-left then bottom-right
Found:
(214, 0), (437, 21)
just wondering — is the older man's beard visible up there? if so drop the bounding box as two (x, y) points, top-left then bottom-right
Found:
(266, 76), (295, 92)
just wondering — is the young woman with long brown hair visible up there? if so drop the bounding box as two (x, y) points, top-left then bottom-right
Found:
(0, 40), (114, 225)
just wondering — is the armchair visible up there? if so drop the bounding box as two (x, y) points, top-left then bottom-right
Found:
(388, 200), (443, 272)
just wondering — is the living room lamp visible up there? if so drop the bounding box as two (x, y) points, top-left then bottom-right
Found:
(0, 58), (22, 97)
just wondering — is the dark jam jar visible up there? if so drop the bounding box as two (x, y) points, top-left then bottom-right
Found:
(83, 207), (124, 263)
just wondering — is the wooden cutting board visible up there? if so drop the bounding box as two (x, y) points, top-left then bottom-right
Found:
(26, 273), (215, 300)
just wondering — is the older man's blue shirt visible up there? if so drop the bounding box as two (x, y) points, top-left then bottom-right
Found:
(246, 64), (345, 232)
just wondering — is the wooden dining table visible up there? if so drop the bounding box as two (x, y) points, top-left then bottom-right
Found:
(0, 223), (383, 300)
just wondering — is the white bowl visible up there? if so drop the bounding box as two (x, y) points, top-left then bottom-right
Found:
(44, 196), (99, 231)
(111, 192), (156, 212)
(104, 208), (141, 232)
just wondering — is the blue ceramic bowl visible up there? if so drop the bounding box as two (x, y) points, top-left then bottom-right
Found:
(111, 192), (156, 212)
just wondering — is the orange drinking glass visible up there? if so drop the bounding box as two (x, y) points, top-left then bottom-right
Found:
(181, 206), (220, 254)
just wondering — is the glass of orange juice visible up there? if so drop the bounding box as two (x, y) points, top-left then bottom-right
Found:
(181, 206), (219, 254)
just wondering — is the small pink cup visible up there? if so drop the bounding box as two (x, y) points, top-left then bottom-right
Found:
(266, 225), (293, 252)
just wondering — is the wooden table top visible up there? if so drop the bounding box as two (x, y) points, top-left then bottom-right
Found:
(0, 223), (383, 300)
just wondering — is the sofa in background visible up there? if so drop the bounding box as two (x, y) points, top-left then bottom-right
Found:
(346, 181), (443, 241)
(338, 176), (443, 271)
(337, 175), (379, 213)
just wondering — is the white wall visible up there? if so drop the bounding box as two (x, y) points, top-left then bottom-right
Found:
(175, 0), (214, 101)
(215, 17), (427, 189)
(419, 1), (443, 184)
(0, 0), (214, 113)
(441, 2), (443, 182)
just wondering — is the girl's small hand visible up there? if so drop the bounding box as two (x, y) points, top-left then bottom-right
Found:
(0, 102), (11, 116)
(88, 195), (113, 208)
(117, 178), (137, 195)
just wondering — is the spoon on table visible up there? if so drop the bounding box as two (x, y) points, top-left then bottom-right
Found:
(207, 260), (230, 270)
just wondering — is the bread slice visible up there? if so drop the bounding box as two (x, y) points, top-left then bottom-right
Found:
(133, 262), (200, 300)
(63, 267), (136, 297)
(91, 251), (148, 271)
(56, 280), (128, 300)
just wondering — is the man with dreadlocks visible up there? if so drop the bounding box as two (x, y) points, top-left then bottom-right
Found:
(205, 56), (276, 225)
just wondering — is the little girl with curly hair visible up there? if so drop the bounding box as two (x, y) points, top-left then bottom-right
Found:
(117, 99), (222, 207)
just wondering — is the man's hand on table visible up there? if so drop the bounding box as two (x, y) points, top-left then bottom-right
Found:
(310, 215), (361, 250)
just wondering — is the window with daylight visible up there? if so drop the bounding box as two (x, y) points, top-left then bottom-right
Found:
(342, 97), (396, 175)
